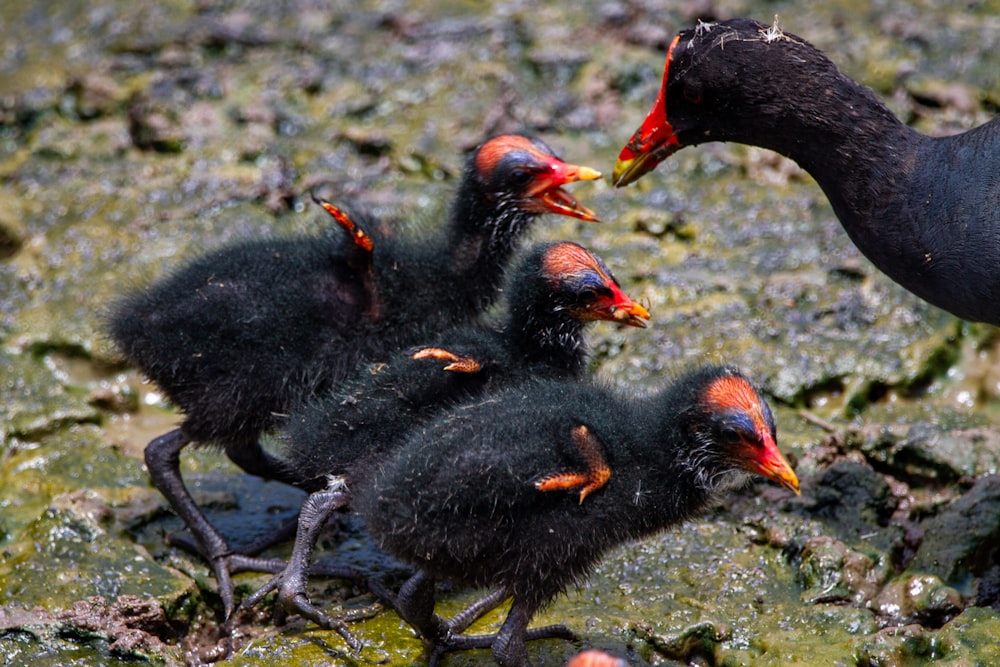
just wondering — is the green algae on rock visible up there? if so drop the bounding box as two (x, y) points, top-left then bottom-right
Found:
(0, 352), (99, 441)
(797, 536), (890, 606)
(2, 0), (1000, 664)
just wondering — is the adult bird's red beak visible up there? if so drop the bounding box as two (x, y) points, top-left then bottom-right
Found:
(612, 34), (683, 187)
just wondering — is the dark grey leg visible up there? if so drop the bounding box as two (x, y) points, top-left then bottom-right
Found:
(145, 429), (289, 616)
(230, 486), (362, 652)
(223, 438), (304, 488)
(446, 588), (508, 634)
(415, 588), (575, 665)
(438, 601), (578, 653)
(395, 569), (449, 642)
(491, 599), (541, 667)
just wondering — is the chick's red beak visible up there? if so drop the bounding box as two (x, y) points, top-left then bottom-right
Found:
(574, 281), (650, 328)
(742, 431), (800, 494)
(612, 35), (682, 187)
(526, 161), (602, 222)
(604, 283), (650, 328)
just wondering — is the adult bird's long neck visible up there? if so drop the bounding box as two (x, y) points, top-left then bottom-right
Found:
(728, 43), (923, 261)
(786, 85), (917, 241)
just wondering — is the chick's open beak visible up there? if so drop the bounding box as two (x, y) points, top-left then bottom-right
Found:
(529, 162), (602, 222)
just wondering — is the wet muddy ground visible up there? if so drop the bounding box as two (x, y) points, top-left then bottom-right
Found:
(2, 0), (1000, 665)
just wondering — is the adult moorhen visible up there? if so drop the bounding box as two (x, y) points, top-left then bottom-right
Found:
(354, 365), (799, 666)
(233, 240), (650, 635)
(108, 135), (601, 616)
(613, 18), (1000, 325)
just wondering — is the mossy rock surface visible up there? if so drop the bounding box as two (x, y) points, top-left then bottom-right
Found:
(3, 0), (1000, 664)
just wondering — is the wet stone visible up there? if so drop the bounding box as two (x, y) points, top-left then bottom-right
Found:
(905, 77), (981, 115)
(55, 595), (178, 661)
(0, 504), (196, 611)
(907, 474), (1000, 586)
(852, 623), (937, 666)
(871, 574), (962, 628)
(87, 381), (140, 414)
(934, 607), (1000, 659)
(127, 85), (188, 153)
(0, 351), (99, 440)
(797, 536), (889, 606)
(68, 72), (128, 120)
(630, 619), (728, 665)
(0, 86), (62, 128)
(859, 421), (1000, 484)
(807, 459), (898, 541)
(976, 565), (1000, 610)
(623, 207), (697, 241)
(894, 424), (991, 483)
(851, 608), (1000, 666)
(0, 200), (25, 260)
(339, 126), (394, 158)
(0, 596), (183, 666)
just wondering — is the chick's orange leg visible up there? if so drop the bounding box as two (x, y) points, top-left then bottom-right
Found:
(411, 347), (482, 373)
(535, 425), (611, 504)
(312, 195), (374, 253)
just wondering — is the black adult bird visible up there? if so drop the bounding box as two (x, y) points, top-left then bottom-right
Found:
(354, 365), (800, 667)
(612, 18), (1000, 325)
(234, 240), (650, 632)
(108, 135), (601, 616)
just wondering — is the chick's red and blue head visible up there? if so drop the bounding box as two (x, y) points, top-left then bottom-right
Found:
(473, 135), (602, 222)
(691, 367), (799, 494)
(540, 242), (649, 327)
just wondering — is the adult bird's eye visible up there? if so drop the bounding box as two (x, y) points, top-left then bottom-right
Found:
(682, 85), (703, 104)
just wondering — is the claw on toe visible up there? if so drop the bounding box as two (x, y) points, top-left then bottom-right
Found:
(535, 425), (611, 504)
(229, 576), (365, 654)
(536, 471), (607, 503)
(412, 347), (483, 373)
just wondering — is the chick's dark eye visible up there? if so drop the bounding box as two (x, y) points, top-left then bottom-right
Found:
(720, 426), (742, 446)
(590, 284), (613, 298)
(572, 281), (611, 304)
(581, 288), (608, 306)
(508, 168), (535, 187)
